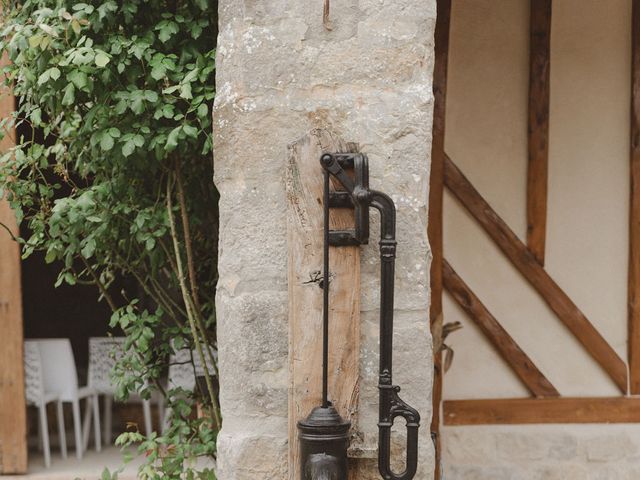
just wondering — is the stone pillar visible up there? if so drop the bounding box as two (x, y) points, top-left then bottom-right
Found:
(213, 1), (436, 478)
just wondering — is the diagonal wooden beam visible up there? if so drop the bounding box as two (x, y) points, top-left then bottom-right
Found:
(443, 259), (559, 398)
(527, 0), (552, 265)
(428, 1), (451, 478)
(444, 154), (628, 393)
(629, 0), (640, 395)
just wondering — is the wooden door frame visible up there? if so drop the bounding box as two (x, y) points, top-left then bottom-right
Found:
(0, 51), (27, 474)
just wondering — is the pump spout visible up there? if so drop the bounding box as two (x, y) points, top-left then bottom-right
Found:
(305, 453), (340, 480)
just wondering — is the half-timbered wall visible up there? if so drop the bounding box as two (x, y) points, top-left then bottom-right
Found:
(441, 0), (639, 477)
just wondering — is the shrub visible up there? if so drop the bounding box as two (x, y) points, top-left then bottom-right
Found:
(0, 1), (219, 477)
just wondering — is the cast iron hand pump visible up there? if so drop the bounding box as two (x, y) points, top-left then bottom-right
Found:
(297, 152), (420, 480)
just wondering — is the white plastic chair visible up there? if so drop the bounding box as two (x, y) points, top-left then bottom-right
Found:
(167, 344), (218, 391)
(36, 339), (101, 459)
(163, 344), (217, 431)
(23, 341), (67, 467)
(87, 337), (158, 444)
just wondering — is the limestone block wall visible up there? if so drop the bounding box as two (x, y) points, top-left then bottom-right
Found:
(212, 1), (437, 478)
(444, 425), (640, 480)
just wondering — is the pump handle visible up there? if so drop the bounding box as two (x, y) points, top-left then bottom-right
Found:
(320, 153), (420, 480)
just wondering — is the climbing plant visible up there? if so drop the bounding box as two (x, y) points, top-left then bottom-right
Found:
(0, 1), (219, 478)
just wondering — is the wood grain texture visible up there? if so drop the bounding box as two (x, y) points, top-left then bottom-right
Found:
(526, 0), (552, 265)
(428, 1), (451, 477)
(444, 154), (628, 393)
(0, 51), (26, 474)
(444, 397), (640, 425)
(286, 130), (361, 480)
(443, 260), (559, 398)
(629, 0), (640, 394)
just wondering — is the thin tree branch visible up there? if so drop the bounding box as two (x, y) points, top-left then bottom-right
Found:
(166, 173), (221, 430)
(175, 159), (201, 313)
(0, 220), (19, 242)
(81, 255), (117, 311)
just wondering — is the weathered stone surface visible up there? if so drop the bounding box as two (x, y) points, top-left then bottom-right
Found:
(496, 432), (556, 461)
(531, 465), (589, 480)
(623, 466), (640, 480)
(216, 432), (288, 480)
(443, 425), (640, 480)
(547, 434), (578, 461)
(447, 465), (516, 480)
(213, 0), (436, 478)
(586, 434), (636, 463)
(444, 429), (498, 465)
(216, 292), (289, 419)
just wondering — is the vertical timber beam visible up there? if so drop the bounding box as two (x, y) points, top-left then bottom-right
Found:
(527, 0), (552, 265)
(0, 52), (26, 473)
(630, 0), (640, 394)
(428, 0), (451, 477)
(287, 130), (361, 479)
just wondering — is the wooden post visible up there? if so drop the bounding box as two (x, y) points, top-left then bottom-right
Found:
(428, 0), (451, 477)
(629, 0), (640, 394)
(286, 130), (361, 480)
(0, 51), (26, 474)
(526, 0), (552, 265)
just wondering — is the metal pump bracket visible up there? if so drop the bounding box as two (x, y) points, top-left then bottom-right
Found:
(319, 152), (421, 480)
(321, 153), (370, 247)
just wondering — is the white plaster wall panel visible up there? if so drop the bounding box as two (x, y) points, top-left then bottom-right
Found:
(443, 0), (630, 398)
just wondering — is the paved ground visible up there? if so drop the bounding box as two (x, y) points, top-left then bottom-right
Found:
(3, 447), (143, 480)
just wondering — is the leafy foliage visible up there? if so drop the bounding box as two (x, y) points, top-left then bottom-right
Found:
(0, 1), (219, 478)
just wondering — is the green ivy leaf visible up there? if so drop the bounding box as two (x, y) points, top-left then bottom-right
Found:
(67, 70), (88, 89)
(162, 85), (180, 95)
(133, 135), (144, 147)
(45, 249), (57, 264)
(183, 124), (198, 138)
(179, 83), (192, 99)
(94, 50), (110, 67)
(165, 126), (181, 151)
(100, 133), (114, 151)
(144, 91), (159, 102)
(122, 140), (135, 157)
(81, 238), (96, 258)
(197, 103), (208, 118)
(151, 65), (166, 80)
(28, 34), (43, 48)
(62, 83), (75, 105)
(71, 19), (81, 35)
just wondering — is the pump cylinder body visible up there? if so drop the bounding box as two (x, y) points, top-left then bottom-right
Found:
(298, 406), (350, 480)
